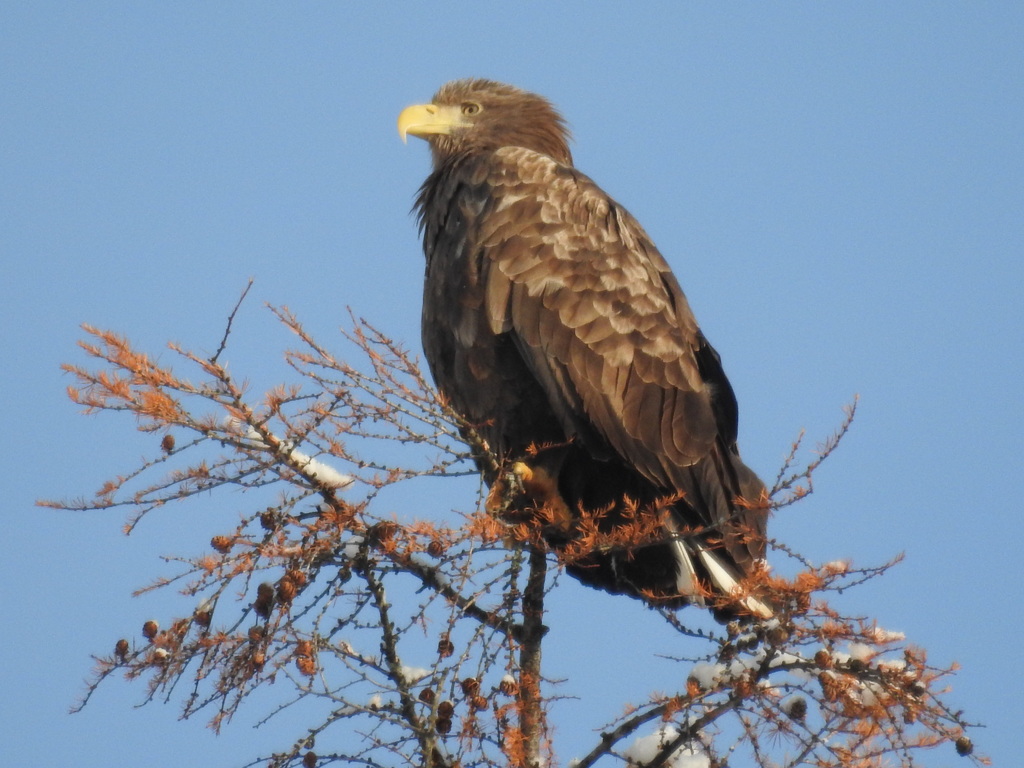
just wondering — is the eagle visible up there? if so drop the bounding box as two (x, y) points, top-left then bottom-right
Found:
(399, 79), (770, 618)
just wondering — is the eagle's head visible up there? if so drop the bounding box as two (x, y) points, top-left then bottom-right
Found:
(398, 78), (572, 167)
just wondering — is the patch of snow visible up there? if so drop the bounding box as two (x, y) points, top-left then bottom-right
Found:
(866, 626), (906, 644)
(769, 651), (814, 681)
(877, 658), (907, 673)
(401, 666), (430, 684)
(848, 643), (874, 662)
(688, 662), (725, 690)
(342, 535), (364, 559)
(225, 418), (354, 489)
(290, 448), (354, 489)
(624, 725), (710, 768)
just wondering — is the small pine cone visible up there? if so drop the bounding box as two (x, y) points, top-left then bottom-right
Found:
(248, 625), (266, 644)
(766, 625), (790, 645)
(955, 736), (973, 756)
(784, 696), (807, 721)
(437, 635), (455, 658)
(906, 679), (927, 697)
(686, 677), (702, 697)
(437, 700), (455, 719)
(210, 535), (233, 554)
(426, 539), (445, 558)
(160, 434), (175, 453)
(295, 639), (314, 658)
(302, 751), (317, 768)
(285, 568), (308, 587)
(814, 649), (833, 669)
(193, 609), (212, 628)
(460, 677), (480, 697)
(295, 655), (316, 677)
(418, 687), (436, 704)
(259, 510), (278, 531)
(253, 582), (275, 618)
(142, 620), (159, 641)
(152, 648), (169, 664)
(846, 658), (867, 673)
(277, 576), (297, 605)
(368, 521), (399, 547)
(471, 695), (488, 712)
(114, 638), (130, 661)
(251, 650), (266, 671)
(499, 676), (518, 696)
(435, 717), (452, 735)
(818, 671), (841, 701)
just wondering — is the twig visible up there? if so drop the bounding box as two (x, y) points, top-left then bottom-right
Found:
(210, 278), (254, 364)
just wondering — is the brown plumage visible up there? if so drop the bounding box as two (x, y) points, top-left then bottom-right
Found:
(399, 79), (769, 617)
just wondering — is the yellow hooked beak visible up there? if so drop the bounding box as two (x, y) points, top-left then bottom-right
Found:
(397, 103), (469, 143)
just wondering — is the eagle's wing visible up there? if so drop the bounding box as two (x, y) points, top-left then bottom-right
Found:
(476, 147), (742, 521)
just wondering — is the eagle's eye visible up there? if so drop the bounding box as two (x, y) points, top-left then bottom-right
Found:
(461, 102), (482, 116)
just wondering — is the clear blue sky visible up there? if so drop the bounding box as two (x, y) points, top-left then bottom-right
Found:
(3, 3), (1021, 766)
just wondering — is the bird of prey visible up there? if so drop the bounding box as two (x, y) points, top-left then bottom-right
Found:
(399, 79), (769, 618)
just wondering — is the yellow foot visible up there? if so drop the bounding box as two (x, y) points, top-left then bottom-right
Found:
(512, 461), (573, 533)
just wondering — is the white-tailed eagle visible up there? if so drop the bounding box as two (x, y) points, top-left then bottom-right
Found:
(399, 79), (770, 618)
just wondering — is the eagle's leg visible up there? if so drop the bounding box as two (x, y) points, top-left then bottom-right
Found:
(484, 457), (574, 535)
(485, 467), (522, 519)
(510, 461), (574, 534)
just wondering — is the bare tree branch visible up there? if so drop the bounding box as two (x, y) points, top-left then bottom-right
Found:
(44, 306), (985, 768)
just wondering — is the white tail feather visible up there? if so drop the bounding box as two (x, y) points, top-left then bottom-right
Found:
(695, 542), (773, 619)
(671, 540), (704, 606)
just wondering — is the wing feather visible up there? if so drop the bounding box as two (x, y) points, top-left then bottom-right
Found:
(445, 146), (770, 579)
(477, 148), (721, 484)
